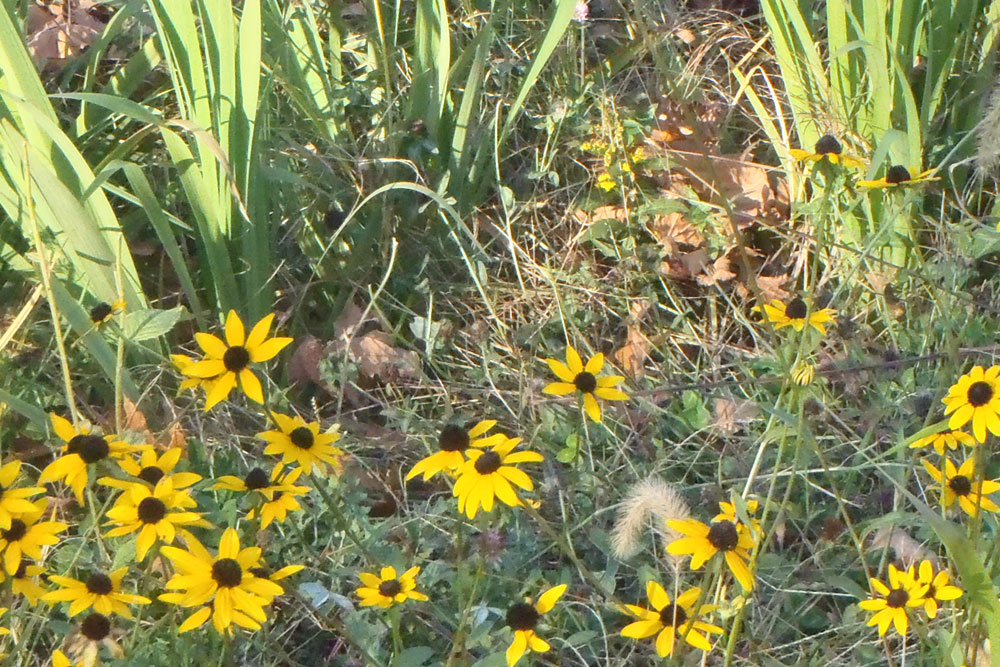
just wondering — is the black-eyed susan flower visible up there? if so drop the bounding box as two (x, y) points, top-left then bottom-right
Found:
(43, 567), (150, 618)
(909, 560), (962, 618)
(760, 298), (836, 335)
(504, 584), (566, 666)
(214, 466), (309, 529)
(180, 310), (293, 411)
(104, 478), (207, 561)
(89, 299), (126, 325)
(543, 345), (628, 423)
(406, 420), (505, 481)
(453, 436), (543, 519)
(355, 565), (428, 609)
(667, 516), (756, 591)
(159, 527), (287, 634)
(3, 559), (46, 604)
(98, 447), (201, 492)
(40, 413), (138, 505)
(858, 164), (936, 188)
(258, 412), (344, 475)
(909, 429), (976, 455)
(621, 583), (722, 658)
(0, 499), (66, 574)
(921, 457), (1000, 517)
(943, 366), (1000, 442)
(788, 134), (864, 168)
(0, 460), (45, 529)
(858, 564), (926, 636)
(56, 613), (123, 665)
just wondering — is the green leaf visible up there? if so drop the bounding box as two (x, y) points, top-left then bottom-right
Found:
(121, 307), (186, 342)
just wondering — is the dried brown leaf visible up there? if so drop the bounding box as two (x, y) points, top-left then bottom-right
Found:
(696, 255), (736, 286)
(712, 397), (758, 433)
(287, 336), (326, 386)
(27, 1), (107, 67)
(614, 327), (651, 379)
(648, 212), (703, 255)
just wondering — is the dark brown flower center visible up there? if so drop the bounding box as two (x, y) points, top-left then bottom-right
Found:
(815, 134), (842, 155)
(244, 467), (270, 490)
(212, 558), (243, 588)
(80, 612), (111, 641)
(90, 302), (113, 323)
(573, 372), (597, 393)
(67, 434), (110, 464)
(137, 497), (167, 524)
(785, 298), (808, 320)
(222, 346), (250, 372)
(289, 426), (315, 449)
(3, 520), (27, 543)
(707, 521), (739, 552)
(249, 567), (269, 579)
(474, 451), (502, 475)
(925, 583), (936, 599)
(967, 381), (994, 407)
(506, 601), (540, 631)
(886, 588), (909, 608)
(379, 579), (402, 598)
(949, 475), (972, 496)
(439, 425), (470, 452)
(659, 602), (688, 627)
(138, 466), (165, 484)
(886, 165), (912, 184)
(14, 559), (28, 578)
(86, 573), (113, 595)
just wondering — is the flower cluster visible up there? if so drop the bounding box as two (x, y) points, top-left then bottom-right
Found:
(860, 561), (962, 636)
(788, 133), (935, 188)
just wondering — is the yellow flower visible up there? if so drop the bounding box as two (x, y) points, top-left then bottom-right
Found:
(791, 361), (815, 386)
(104, 478), (207, 561)
(858, 564), (926, 636)
(89, 298), (126, 325)
(453, 436), (543, 519)
(713, 499), (760, 533)
(2, 559), (47, 604)
(98, 447), (201, 492)
(39, 413), (138, 506)
(43, 567), (150, 619)
(789, 134), (864, 168)
(543, 345), (628, 423)
(621, 583), (722, 657)
(908, 429), (976, 455)
(0, 498), (66, 574)
(666, 516), (756, 591)
(596, 171), (617, 191)
(0, 460), (45, 529)
(921, 457), (1000, 516)
(858, 164), (936, 188)
(159, 527), (287, 634)
(258, 412), (344, 475)
(406, 420), (505, 481)
(909, 560), (962, 618)
(760, 298), (836, 335)
(214, 466), (309, 529)
(504, 584), (566, 666)
(180, 311), (293, 411)
(942, 365), (1000, 442)
(355, 566), (428, 609)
